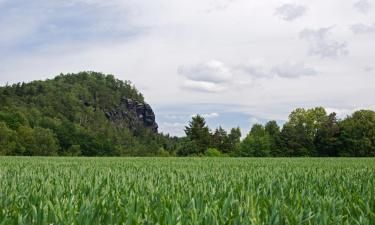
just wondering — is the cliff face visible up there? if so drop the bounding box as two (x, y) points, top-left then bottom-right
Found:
(105, 98), (158, 133)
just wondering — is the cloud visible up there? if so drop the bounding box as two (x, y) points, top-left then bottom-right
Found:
(180, 58), (317, 93)
(235, 59), (271, 78)
(236, 59), (318, 79)
(364, 66), (374, 72)
(0, 0), (140, 52)
(190, 112), (219, 119)
(275, 3), (307, 21)
(271, 61), (318, 78)
(325, 106), (375, 119)
(180, 58), (318, 93)
(299, 27), (348, 58)
(202, 112), (220, 118)
(182, 80), (228, 92)
(179, 60), (234, 92)
(204, 0), (236, 13)
(178, 60), (232, 83)
(351, 23), (375, 34)
(353, 0), (372, 14)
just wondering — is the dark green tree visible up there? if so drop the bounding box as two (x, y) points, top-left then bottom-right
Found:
(184, 115), (211, 155)
(314, 113), (341, 156)
(0, 122), (19, 155)
(227, 127), (242, 155)
(176, 138), (199, 156)
(265, 121), (282, 156)
(212, 126), (229, 153)
(338, 110), (375, 157)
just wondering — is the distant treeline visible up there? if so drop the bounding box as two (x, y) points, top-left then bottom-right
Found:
(0, 72), (374, 157)
(182, 108), (375, 157)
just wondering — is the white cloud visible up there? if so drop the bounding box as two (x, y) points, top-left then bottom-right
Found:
(179, 60), (235, 93)
(325, 106), (375, 119)
(182, 80), (228, 93)
(180, 59), (317, 93)
(275, 3), (307, 21)
(299, 27), (348, 58)
(354, 0), (372, 14)
(325, 107), (354, 118)
(202, 112), (219, 118)
(190, 112), (219, 118)
(271, 61), (318, 78)
(178, 60), (232, 83)
(351, 23), (375, 34)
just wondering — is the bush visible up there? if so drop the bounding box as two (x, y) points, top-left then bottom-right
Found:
(205, 148), (222, 157)
(157, 148), (171, 157)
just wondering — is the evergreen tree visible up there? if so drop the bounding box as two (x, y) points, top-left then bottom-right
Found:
(184, 115), (211, 155)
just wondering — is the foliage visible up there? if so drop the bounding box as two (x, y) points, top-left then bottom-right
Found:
(1, 72), (375, 157)
(265, 121), (282, 156)
(0, 72), (175, 156)
(338, 110), (375, 157)
(184, 115), (211, 155)
(238, 124), (271, 157)
(205, 148), (223, 157)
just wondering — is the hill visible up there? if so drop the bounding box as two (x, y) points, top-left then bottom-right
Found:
(0, 72), (176, 156)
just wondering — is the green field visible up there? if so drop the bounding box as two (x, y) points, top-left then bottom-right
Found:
(0, 158), (374, 224)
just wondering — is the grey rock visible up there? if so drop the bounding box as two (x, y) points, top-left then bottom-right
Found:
(104, 98), (158, 133)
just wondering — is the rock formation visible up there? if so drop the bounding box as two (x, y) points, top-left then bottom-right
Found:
(105, 98), (158, 133)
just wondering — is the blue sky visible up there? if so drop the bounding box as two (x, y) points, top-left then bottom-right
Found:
(0, 0), (375, 136)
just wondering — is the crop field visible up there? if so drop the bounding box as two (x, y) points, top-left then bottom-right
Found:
(0, 158), (374, 225)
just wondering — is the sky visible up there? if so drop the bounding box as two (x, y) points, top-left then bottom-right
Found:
(0, 0), (374, 136)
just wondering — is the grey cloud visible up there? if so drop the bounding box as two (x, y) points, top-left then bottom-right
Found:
(235, 59), (270, 78)
(237, 60), (318, 79)
(351, 23), (375, 34)
(354, 0), (371, 14)
(299, 27), (348, 58)
(204, 0), (236, 13)
(364, 66), (374, 72)
(275, 3), (307, 21)
(271, 61), (318, 78)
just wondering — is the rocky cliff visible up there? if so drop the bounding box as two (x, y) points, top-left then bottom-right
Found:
(105, 98), (158, 133)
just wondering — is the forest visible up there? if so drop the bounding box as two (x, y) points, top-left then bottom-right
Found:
(0, 72), (374, 157)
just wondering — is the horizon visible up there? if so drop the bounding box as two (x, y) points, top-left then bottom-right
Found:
(1, 0), (374, 136)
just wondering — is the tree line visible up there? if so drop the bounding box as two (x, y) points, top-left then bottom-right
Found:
(180, 107), (375, 157)
(0, 72), (374, 157)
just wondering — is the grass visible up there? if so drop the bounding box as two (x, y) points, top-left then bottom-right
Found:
(0, 157), (374, 224)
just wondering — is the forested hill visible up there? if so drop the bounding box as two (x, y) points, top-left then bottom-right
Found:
(0, 72), (175, 156)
